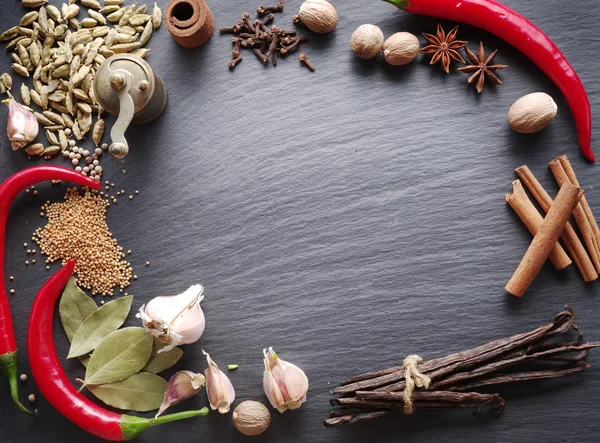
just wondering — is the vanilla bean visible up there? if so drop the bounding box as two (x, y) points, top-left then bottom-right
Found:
(448, 362), (588, 392)
(356, 390), (499, 404)
(334, 307), (575, 393)
(431, 343), (600, 391)
(324, 411), (392, 427)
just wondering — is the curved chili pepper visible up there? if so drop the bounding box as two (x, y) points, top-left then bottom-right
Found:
(28, 261), (209, 441)
(0, 166), (100, 413)
(384, 0), (594, 162)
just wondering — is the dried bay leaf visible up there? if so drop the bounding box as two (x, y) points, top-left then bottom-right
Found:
(88, 372), (167, 412)
(84, 327), (153, 387)
(142, 339), (184, 374)
(59, 277), (98, 342)
(68, 295), (133, 358)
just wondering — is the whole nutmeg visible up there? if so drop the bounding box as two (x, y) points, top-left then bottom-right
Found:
(351, 24), (384, 60)
(232, 401), (271, 436)
(383, 32), (420, 66)
(297, 0), (338, 34)
(508, 92), (558, 134)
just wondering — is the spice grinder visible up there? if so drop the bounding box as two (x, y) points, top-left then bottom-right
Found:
(94, 54), (167, 158)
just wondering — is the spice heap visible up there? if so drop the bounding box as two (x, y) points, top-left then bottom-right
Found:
(325, 306), (600, 427)
(220, 1), (315, 70)
(32, 187), (133, 295)
(505, 155), (600, 296)
(0, 1), (162, 162)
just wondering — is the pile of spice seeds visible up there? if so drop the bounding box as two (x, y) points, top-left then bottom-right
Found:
(31, 184), (141, 296)
(221, 1), (315, 71)
(0, 1), (162, 176)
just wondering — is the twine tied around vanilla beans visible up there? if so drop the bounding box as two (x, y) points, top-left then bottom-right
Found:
(402, 355), (431, 414)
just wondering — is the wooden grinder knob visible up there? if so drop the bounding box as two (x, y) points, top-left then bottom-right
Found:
(164, 0), (214, 48)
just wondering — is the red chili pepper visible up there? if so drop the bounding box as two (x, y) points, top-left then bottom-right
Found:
(384, 0), (594, 162)
(0, 166), (100, 414)
(28, 261), (209, 441)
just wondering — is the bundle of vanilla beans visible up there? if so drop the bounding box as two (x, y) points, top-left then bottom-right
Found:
(325, 307), (599, 427)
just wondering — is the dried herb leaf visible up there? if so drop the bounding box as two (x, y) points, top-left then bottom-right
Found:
(142, 339), (184, 374)
(88, 372), (167, 412)
(59, 277), (98, 342)
(84, 327), (153, 387)
(68, 296), (133, 358)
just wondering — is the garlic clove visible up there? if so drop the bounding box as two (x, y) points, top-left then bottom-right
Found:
(203, 350), (235, 414)
(156, 370), (206, 418)
(263, 347), (309, 413)
(4, 98), (39, 150)
(136, 285), (205, 353)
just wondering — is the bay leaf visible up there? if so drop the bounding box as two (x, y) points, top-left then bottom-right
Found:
(68, 295), (133, 358)
(142, 339), (183, 374)
(88, 372), (167, 412)
(84, 327), (153, 387)
(59, 277), (97, 342)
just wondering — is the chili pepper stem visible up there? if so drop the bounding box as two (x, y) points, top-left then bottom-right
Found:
(0, 351), (34, 414)
(382, 0), (409, 8)
(120, 408), (210, 440)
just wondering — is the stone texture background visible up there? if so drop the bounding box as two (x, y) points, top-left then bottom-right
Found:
(0, 0), (599, 442)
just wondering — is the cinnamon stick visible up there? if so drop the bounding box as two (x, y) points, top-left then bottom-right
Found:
(549, 156), (600, 273)
(556, 155), (600, 244)
(505, 182), (582, 297)
(515, 165), (598, 282)
(506, 180), (571, 270)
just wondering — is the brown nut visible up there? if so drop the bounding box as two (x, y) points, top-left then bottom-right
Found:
(350, 24), (384, 60)
(383, 32), (420, 66)
(232, 400), (271, 436)
(508, 92), (557, 134)
(298, 0), (338, 33)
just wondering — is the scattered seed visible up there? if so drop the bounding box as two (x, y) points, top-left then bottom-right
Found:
(28, 394), (35, 402)
(20, 374), (27, 382)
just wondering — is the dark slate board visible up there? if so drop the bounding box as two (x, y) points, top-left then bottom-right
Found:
(1, 0), (599, 442)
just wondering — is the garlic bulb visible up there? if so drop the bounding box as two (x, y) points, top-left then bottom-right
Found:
(203, 350), (236, 414)
(156, 370), (206, 418)
(297, 0), (338, 34)
(3, 98), (38, 150)
(263, 347), (308, 413)
(136, 284), (205, 353)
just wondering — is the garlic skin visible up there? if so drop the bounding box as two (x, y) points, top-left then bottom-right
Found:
(350, 25), (384, 60)
(203, 350), (235, 414)
(4, 98), (38, 150)
(136, 284), (205, 353)
(298, 0), (338, 34)
(156, 370), (206, 418)
(263, 347), (309, 413)
(383, 32), (420, 66)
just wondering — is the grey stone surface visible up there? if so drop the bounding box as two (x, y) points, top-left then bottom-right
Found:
(0, 0), (599, 442)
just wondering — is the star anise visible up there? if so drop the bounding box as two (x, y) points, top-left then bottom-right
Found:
(457, 42), (508, 93)
(420, 24), (468, 73)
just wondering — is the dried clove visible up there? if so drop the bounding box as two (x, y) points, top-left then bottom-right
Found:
(232, 38), (242, 58)
(299, 53), (315, 71)
(220, 3), (311, 70)
(228, 56), (243, 69)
